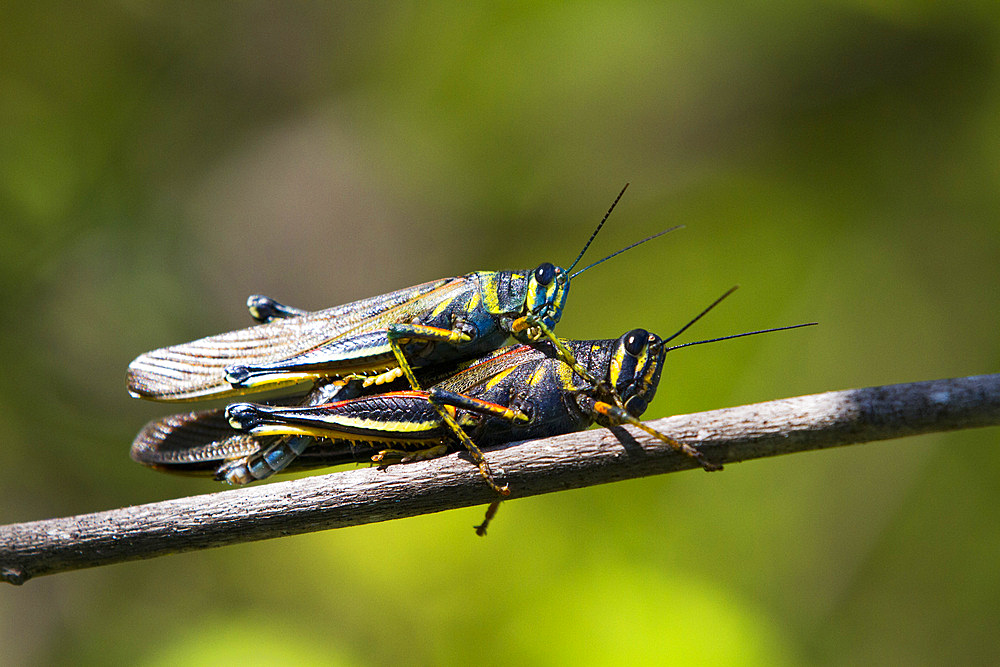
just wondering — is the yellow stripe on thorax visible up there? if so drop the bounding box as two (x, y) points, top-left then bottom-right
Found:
(430, 294), (457, 318)
(553, 361), (578, 390)
(481, 272), (502, 312)
(482, 365), (518, 391)
(466, 289), (481, 312)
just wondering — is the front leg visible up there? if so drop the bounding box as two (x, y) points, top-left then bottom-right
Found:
(511, 316), (599, 386)
(577, 395), (722, 472)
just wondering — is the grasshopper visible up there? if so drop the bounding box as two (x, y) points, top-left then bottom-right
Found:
(132, 288), (814, 505)
(126, 185), (669, 492)
(131, 329), (707, 486)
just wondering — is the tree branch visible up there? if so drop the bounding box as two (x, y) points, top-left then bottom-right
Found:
(3, 374), (999, 585)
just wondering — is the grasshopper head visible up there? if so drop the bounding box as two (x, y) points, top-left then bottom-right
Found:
(516, 262), (570, 337)
(608, 328), (665, 417)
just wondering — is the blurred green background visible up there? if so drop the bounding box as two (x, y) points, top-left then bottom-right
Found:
(3, 2), (1000, 665)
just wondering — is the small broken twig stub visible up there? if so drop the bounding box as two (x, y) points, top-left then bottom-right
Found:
(2, 374), (999, 585)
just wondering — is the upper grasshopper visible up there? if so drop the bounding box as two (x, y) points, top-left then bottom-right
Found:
(127, 185), (645, 403)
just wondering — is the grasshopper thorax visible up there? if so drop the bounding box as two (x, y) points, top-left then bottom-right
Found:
(607, 328), (665, 418)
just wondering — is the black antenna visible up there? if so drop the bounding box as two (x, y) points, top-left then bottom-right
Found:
(566, 183), (630, 275)
(569, 226), (683, 280)
(665, 322), (818, 353)
(663, 286), (739, 344)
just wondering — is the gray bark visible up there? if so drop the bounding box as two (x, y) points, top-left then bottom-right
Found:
(2, 374), (999, 585)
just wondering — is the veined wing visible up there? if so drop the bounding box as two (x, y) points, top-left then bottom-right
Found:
(434, 343), (547, 395)
(127, 277), (466, 402)
(131, 407), (265, 474)
(131, 407), (376, 475)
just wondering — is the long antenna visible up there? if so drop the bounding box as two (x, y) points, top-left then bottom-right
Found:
(569, 226), (682, 279)
(665, 322), (818, 353)
(663, 286), (739, 345)
(566, 183), (630, 275)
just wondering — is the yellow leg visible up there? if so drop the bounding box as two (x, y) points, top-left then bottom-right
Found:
(591, 401), (722, 472)
(389, 338), (425, 390)
(512, 317), (599, 386)
(386, 323), (473, 391)
(385, 332), (508, 496)
(431, 404), (510, 496)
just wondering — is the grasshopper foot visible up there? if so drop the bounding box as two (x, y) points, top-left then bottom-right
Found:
(247, 295), (308, 323)
(215, 459), (255, 485)
(372, 444), (450, 467)
(225, 365), (253, 386)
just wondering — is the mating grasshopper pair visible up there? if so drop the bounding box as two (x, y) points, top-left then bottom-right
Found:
(128, 187), (810, 515)
(131, 291), (809, 486)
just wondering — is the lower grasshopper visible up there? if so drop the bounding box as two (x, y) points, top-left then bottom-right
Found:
(132, 289), (815, 516)
(131, 330), (694, 483)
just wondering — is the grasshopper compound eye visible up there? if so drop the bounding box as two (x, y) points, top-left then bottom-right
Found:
(623, 329), (649, 357)
(534, 262), (556, 286)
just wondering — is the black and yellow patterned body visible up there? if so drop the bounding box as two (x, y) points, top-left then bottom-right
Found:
(130, 330), (675, 480)
(126, 268), (569, 402)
